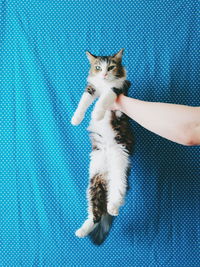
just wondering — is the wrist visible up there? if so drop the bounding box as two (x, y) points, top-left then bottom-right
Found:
(116, 94), (125, 112)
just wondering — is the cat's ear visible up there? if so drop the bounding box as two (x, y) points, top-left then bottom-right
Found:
(112, 48), (124, 61)
(86, 51), (97, 63)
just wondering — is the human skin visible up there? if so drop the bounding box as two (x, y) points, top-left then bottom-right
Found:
(112, 94), (200, 146)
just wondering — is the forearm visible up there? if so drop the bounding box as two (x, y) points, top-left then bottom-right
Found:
(71, 92), (96, 125)
(117, 95), (200, 146)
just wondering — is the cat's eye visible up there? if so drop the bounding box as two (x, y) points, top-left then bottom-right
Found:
(108, 66), (115, 71)
(95, 66), (102, 70)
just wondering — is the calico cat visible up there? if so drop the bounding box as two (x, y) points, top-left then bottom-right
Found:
(71, 49), (134, 245)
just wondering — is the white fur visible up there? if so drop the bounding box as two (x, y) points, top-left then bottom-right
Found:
(71, 92), (96, 125)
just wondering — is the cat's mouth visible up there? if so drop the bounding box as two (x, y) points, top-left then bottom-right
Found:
(102, 76), (113, 81)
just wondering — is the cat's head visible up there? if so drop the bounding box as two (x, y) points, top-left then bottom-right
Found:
(86, 49), (126, 81)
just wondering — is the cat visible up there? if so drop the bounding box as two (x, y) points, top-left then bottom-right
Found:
(71, 49), (134, 245)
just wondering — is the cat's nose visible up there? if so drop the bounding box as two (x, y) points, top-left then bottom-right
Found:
(104, 73), (108, 78)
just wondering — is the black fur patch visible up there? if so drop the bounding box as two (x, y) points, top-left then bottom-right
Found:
(112, 80), (131, 96)
(99, 56), (109, 63)
(85, 84), (96, 95)
(114, 63), (125, 78)
(111, 87), (123, 96)
(89, 174), (107, 223)
(110, 111), (135, 155)
(111, 60), (117, 64)
(122, 80), (131, 96)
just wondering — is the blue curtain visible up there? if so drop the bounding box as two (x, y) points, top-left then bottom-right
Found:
(1, 1), (200, 266)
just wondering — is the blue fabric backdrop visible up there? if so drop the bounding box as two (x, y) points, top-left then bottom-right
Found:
(1, 1), (200, 266)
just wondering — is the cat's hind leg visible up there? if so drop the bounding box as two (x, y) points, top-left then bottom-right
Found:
(75, 217), (97, 238)
(75, 148), (108, 238)
(107, 146), (130, 216)
(75, 183), (98, 238)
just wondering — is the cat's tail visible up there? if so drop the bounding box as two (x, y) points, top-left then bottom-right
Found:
(89, 213), (113, 245)
(88, 173), (113, 245)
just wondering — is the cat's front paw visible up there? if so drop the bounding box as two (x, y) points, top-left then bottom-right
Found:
(71, 113), (84, 125)
(75, 228), (87, 238)
(92, 109), (106, 121)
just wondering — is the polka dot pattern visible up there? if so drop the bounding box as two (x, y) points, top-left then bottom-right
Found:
(1, 1), (200, 266)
